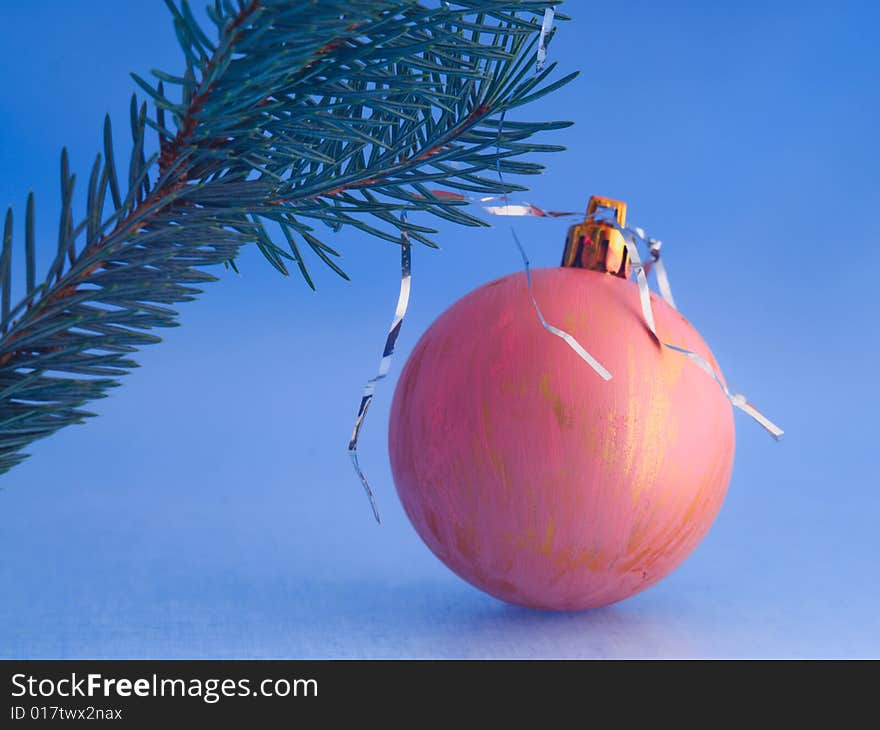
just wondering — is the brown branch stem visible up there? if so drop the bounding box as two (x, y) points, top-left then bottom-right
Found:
(0, 1), (262, 370)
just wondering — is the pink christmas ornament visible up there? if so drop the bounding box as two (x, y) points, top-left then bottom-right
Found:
(389, 197), (736, 610)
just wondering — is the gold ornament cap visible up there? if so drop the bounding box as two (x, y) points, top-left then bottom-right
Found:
(561, 196), (631, 278)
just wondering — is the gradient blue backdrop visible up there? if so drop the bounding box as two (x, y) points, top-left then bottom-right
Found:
(0, 0), (876, 658)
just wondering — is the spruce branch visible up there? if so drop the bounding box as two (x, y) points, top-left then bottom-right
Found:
(0, 0), (576, 474)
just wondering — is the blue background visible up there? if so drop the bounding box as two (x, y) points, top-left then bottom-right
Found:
(0, 0), (877, 658)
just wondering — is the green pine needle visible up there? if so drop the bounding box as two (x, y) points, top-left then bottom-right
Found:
(0, 0), (576, 474)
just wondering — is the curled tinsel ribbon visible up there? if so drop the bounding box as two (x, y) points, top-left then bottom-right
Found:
(347, 215), (412, 522)
(537, 7), (556, 72)
(511, 227), (612, 381)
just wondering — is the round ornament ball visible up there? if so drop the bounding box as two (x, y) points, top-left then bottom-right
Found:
(388, 198), (735, 610)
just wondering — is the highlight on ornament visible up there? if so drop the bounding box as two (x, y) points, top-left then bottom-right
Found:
(355, 194), (783, 611)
